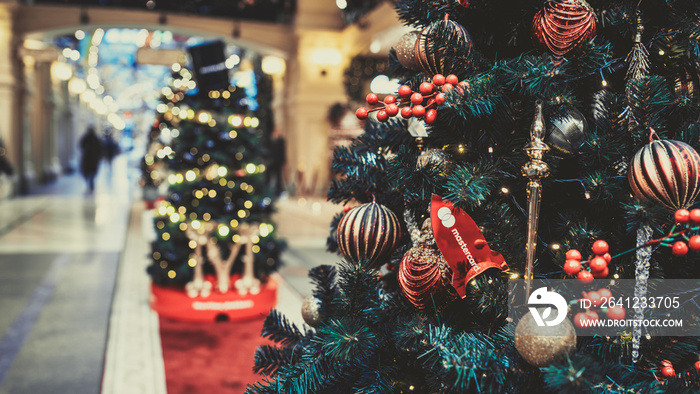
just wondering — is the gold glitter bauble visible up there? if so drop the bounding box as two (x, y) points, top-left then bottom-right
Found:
(301, 295), (321, 327)
(514, 308), (576, 367)
(395, 31), (421, 70)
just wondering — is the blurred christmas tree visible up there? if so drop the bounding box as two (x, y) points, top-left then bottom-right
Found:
(141, 67), (189, 203)
(147, 59), (283, 299)
(249, 0), (700, 392)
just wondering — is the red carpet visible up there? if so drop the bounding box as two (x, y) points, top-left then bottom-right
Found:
(159, 316), (270, 393)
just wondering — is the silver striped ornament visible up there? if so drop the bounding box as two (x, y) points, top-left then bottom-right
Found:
(336, 201), (402, 267)
(628, 137), (700, 210)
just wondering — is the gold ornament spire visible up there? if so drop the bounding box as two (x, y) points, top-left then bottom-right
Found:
(521, 100), (550, 297)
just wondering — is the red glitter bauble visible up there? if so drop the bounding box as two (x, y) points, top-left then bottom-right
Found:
(398, 243), (457, 311)
(532, 0), (597, 58)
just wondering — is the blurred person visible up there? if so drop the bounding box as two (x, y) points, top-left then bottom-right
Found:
(102, 128), (121, 168)
(79, 126), (103, 193)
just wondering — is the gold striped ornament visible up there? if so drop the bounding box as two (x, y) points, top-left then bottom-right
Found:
(628, 130), (700, 210)
(336, 200), (402, 267)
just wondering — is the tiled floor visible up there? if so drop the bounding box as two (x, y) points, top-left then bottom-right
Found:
(0, 154), (341, 393)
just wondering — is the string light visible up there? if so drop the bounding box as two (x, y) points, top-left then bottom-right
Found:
(167, 270), (176, 278)
(658, 49), (665, 55)
(550, 243), (561, 251)
(160, 261), (168, 268)
(584, 191), (591, 199)
(501, 187), (509, 194)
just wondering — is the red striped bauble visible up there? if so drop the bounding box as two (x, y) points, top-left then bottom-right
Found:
(628, 137), (700, 210)
(336, 201), (402, 267)
(532, 0), (597, 58)
(398, 243), (457, 311)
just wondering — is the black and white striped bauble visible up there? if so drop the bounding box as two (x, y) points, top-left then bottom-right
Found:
(336, 201), (401, 267)
(628, 138), (700, 209)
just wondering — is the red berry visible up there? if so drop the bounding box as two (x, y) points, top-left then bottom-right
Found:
(400, 106), (413, 118)
(566, 249), (582, 261)
(425, 109), (437, 124)
(585, 310), (599, 321)
(690, 209), (700, 224)
(355, 107), (368, 120)
(563, 259), (581, 275)
(577, 270), (594, 284)
(432, 74), (445, 85)
(343, 205), (351, 213)
(446, 74), (459, 85)
(586, 291), (601, 307)
(384, 95), (396, 104)
(603, 252), (612, 263)
(376, 110), (389, 122)
(694, 360), (700, 370)
(419, 82), (434, 95)
(398, 85), (412, 98)
(589, 256), (608, 272)
(574, 312), (589, 328)
(591, 240), (609, 255)
(366, 93), (379, 105)
(689, 235), (700, 251)
(411, 93), (423, 105)
(675, 209), (691, 224)
(607, 306), (625, 320)
(435, 93), (446, 105)
(412, 105), (426, 118)
(661, 366), (675, 378)
(598, 288), (612, 299)
(593, 267), (609, 279)
(457, 81), (470, 93)
(385, 103), (399, 116)
(672, 241), (689, 256)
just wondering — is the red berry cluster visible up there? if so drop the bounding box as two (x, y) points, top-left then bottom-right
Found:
(563, 240), (611, 283)
(574, 287), (625, 329)
(355, 74), (465, 124)
(667, 208), (700, 256)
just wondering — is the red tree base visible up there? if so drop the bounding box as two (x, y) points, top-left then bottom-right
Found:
(150, 275), (277, 322)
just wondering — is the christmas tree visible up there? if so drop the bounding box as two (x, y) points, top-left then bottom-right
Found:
(147, 58), (283, 302)
(249, 0), (700, 392)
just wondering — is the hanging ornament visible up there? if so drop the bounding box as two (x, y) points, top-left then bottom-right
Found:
(395, 31), (421, 70)
(628, 129), (700, 210)
(515, 308), (577, 367)
(532, 0), (597, 59)
(620, 11), (649, 131)
(416, 148), (450, 171)
(336, 199), (402, 268)
(398, 222), (457, 310)
(301, 295), (322, 327)
(415, 18), (472, 75)
(521, 101), (549, 296)
(430, 195), (508, 298)
(546, 108), (589, 156)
